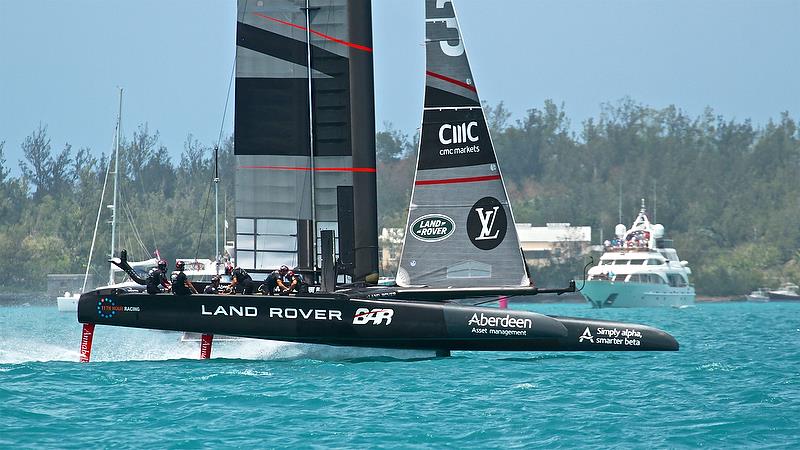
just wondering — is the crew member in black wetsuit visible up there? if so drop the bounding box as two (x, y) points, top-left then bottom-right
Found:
(283, 270), (305, 294)
(259, 265), (290, 295)
(230, 267), (254, 295)
(146, 260), (171, 294)
(203, 275), (221, 294)
(171, 261), (197, 295)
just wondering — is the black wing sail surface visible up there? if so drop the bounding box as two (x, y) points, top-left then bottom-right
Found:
(396, 0), (529, 288)
(234, 0), (377, 279)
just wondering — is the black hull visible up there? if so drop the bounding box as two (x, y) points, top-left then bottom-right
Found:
(78, 289), (678, 352)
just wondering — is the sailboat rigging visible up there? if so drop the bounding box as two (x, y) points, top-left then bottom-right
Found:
(75, 0), (679, 358)
(57, 89), (158, 311)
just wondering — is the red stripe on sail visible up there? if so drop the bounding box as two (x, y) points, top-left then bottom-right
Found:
(239, 165), (376, 173)
(426, 71), (477, 92)
(415, 175), (500, 185)
(252, 13), (372, 52)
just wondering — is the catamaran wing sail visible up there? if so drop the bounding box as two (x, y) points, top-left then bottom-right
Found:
(396, 0), (529, 289)
(234, 0), (377, 280)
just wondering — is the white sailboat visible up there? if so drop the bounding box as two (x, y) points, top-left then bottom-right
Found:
(57, 90), (157, 312)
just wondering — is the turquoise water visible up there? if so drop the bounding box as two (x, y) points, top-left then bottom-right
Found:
(1, 299), (798, 448)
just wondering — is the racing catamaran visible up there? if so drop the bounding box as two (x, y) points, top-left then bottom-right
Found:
(76, 0), (678, 360)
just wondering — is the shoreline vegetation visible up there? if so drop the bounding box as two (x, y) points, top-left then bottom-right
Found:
(1, 99), (797, 297)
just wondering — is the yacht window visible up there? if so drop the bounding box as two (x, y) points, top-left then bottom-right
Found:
(649, 274), (664, 284)
(667, 274), (687, 287)
(627, 274), (641, 283)
(646, 259), (663, 265)
(630, 259), (645, 265)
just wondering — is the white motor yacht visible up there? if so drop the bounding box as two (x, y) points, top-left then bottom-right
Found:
(581, 200), (695, 308)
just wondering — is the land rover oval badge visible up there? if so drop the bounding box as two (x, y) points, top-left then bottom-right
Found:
(410, 214), (456, 242)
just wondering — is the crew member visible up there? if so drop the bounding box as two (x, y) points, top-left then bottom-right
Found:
(230, 266), (254, 295)
(171, 260), (197, 295)
(259, 265), (290, 295)
(146, 260), (171, 294)
(203, 275), (221, 294)
(283, 270), (305, 295)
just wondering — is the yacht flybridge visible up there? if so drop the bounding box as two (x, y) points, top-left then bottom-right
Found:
(582, 200), (695, 308)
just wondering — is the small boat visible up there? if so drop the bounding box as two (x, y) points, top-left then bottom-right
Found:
(767, 283), (800, 301)
(746, 288), (770, 302)
(582, 200), (695, 308)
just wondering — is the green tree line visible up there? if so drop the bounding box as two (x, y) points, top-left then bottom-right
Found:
(0, 125), (235, 290)
(375, 99), (800, 295)
(2, 99), (798, 295)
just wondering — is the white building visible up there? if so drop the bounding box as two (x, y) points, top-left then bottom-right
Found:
(516, 223), (592, 267)
(379, 222), (592, 275)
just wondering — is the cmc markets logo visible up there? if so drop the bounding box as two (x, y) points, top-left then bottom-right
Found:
(438, 122), (479, 145)
(410, 214), (455, 242)
(466, 196), (507, 250)
(352, 308), (394, 325)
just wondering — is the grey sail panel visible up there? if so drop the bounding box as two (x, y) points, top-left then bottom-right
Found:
(424, 0), (479, 108)
(234, 0), (377, 276)
(396, 0), (528, 288)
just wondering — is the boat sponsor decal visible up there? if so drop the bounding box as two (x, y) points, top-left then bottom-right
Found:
(579, 327), (594, 343)
(438, 122), (478, 145)
(467, 196), (507, 250)
(352, 308), (394, 326)
(579, 326), (643, 347)
(418, 109), (496, 170)
(97, 297), (140, 319)
(269, 307), (343, 321)
(468, 312), (532, 337)
(202, 304), (258, 317)
(410, 214), (456, 242)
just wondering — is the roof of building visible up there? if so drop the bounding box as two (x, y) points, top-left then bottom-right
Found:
(515, 223), (592, 243)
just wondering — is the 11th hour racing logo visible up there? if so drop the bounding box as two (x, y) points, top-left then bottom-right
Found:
(466, 196), (507, 250)
(97, 297), (140, 319)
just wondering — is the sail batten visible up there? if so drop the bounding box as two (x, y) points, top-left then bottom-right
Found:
(396, 0), (529, 289)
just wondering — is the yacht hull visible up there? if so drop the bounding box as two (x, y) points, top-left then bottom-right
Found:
(77, 288), (678, 352)
(57, 294), (79, 312)
(581, 280), (695, 308)
(767, 292), (800, 301)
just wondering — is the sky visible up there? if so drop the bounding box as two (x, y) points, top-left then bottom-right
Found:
(1, 0), (798, 174)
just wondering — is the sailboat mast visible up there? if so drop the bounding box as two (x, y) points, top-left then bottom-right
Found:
(303, 0), (318, 271)
(214, 145), (220, 275)
(109, 88), (122, 285)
